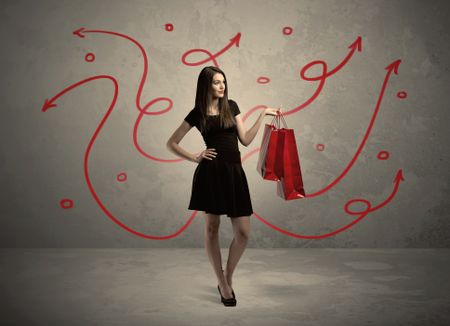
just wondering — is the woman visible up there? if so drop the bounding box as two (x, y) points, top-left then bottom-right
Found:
(166, 66), (280, 306)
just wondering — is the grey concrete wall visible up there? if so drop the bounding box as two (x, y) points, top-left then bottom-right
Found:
(1, 0), (449, 247)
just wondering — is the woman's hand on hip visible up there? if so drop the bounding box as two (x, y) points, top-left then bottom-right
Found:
(195, 148), (217, 163)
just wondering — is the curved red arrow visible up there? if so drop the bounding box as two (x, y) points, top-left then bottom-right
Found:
(181, 33), (241, 67)
(60, 29), (403, 241)
(242, 36), (362, 122)
(240, 59), (401, 200)
(252, 169), (405, 239)
(73, 27), (183, 163)
(301, 36), (362, 82)
(43, 75), (198, 239)
(304, 59), (401, 198)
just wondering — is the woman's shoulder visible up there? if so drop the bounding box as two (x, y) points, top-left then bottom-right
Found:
(228, 99), (237, 106)
(184, 106), (201, 127)
(227, 99), (240, 115)
(188, 106), (202, 116)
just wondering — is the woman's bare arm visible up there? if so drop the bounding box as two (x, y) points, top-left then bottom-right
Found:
(166, 121), (198, 163)
(235, 107), (281, 147)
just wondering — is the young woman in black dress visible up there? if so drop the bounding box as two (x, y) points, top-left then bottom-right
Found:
(166, 66), (280, 306)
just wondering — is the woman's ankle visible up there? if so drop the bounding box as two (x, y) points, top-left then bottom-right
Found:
(223, 270), (232, 287)
(218, 280), (230, 288)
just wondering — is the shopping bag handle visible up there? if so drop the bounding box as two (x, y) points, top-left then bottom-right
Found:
(270, 109), (288, 129)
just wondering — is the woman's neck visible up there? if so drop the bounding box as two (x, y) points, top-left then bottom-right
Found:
(210, 98), (219, 108)
(208, 98), (219, 114)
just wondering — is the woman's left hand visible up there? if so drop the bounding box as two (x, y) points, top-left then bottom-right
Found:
(263, 106), (282, 116)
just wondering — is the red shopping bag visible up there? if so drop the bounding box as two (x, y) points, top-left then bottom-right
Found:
(257, 115), (283, 181)
(275, 115), (306, 200)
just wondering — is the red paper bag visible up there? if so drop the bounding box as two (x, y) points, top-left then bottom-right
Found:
(257, 116), (283, 181)
(276, 128), (306, 200)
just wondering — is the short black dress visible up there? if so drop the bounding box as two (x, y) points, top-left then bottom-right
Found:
(184, 99), (253, 218)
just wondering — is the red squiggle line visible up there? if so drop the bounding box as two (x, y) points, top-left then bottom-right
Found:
(73, 27), (183, 163)
(252, 170), (404, 239)
(241, 37), (361, 121)
(304, 59), (401, 198)
(301, 37), (362, 82)
(241, 62), (327, 121)
(181, 33), (241, 67)
(241, 59), (401, 199)
(42, 75), (197, 239)
(238, 37), (360, 192)
(55, 30), (403, 240)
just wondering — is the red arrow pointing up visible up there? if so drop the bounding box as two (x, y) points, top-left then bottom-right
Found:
(394, 169), (404, 183)
(348, 36), (362, 52)
(386, 59), (401, 75)
(229, 32), (241, 48)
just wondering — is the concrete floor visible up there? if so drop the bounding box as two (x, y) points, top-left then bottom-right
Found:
(1, 248), (449, 326)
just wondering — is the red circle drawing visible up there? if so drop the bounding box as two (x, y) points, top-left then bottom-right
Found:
(377, 151), (389, 160)
(344, 198), (371, 215)
(397, 91), (407, 99)
(316, 143), (325, 151)
(257, 76), (270, 84)
(282, 26), (293, 35)
(60, 198), (74, 209)
(117, 172), (127, 182)
(85, 53), (95, 62)
(165, 23), (174, 32)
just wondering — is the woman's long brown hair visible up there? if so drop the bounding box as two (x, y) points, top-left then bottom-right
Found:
(194, 66), (236, 133)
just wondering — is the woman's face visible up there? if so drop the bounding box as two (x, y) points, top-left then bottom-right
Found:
(210, 73), (226, 99)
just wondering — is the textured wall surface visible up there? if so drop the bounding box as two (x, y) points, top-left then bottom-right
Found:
(1, 0), (449, 247)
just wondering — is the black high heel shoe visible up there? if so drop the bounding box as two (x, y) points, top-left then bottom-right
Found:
(222, 269), (236, 300)
(217, 285), (236, 306)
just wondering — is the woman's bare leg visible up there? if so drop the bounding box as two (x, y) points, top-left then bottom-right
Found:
(204, 212), (233, 299)
(224, 215), (251, 288)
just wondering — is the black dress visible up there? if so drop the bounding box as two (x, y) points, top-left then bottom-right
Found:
(184, 99), (253, 218)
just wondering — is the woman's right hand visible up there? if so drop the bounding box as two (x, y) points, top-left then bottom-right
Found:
(194, 148), (217, 163)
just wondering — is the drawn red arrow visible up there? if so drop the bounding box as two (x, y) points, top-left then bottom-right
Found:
(181, 32), (241, 67)
(242, 36), (362, 121)
(43, 74), (197, 239)
(301, 36), (362, 82)
(304, 59), (402, 198)
(73, 27), (182, 162)
(252, 169), (405, 239)
(240, 59), (401, 200)
(60, 29), (404, 241)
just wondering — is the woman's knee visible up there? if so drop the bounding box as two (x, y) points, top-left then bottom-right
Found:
(204, 213), (220, 236)
(232, 216), (250, 242)
(234, 228), (250, 243)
